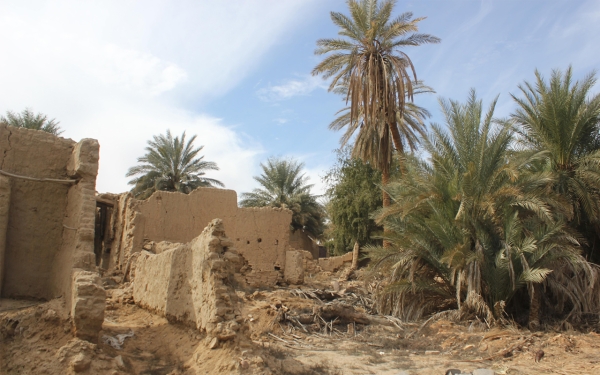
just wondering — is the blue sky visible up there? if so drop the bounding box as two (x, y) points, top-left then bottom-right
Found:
(1, 0), (599, 196)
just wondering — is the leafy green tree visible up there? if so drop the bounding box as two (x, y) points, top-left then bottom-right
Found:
(368, 90), (596, 324)
(324, 147), (382, 255)
(511, 67), (600, 263)
(126, 130), (223, 199)
(1, 108), (63, 135)
(240, 157), (325, 238)
(313, 0), (439, 208)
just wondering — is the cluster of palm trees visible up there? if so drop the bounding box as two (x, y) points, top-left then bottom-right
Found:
(313, 0), (600, 326)
(369, 74), (600, 325)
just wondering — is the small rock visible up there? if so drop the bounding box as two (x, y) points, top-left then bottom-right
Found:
(445, 370), (462, 375)
(208, 337), (219, 349)
(535, 349), (545, 362)
(425, 350), (440, 355)
(42, 309), (59, 322)
(71, 353), (91, 372)
(394, 371), (410, 375)
(331, 280), (340, 292)
(115, 355), (126, 370)
(473, 369), (496, 375)
(240, 359), (249, 369)
(463, 344), (475, 350)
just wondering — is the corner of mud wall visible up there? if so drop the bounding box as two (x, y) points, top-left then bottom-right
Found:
(133, 219), (241, 341)
(50, 138), (100, 314)
(109, 193), (145, 271)
(0, 175), (10, 294)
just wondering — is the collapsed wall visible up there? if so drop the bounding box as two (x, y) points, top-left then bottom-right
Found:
(110, 188), (293, 287)
(133, 219), (242, 342)
(0, 124), (104, 341)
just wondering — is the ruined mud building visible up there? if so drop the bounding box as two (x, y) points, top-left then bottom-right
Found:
(0, 125), (353, 343)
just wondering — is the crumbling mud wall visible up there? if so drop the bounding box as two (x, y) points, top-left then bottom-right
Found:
(133, 219), (242, 343)
(318, 251), (353, 272)
(0, 124), (103, 341)
(111, 188), (293, 287)
(289, 230), (320, 260)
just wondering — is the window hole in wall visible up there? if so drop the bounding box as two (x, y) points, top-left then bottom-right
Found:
(275, 239), (278, 245)
(257, 238), (262, 243)
(247, 240), (250, 245)
(274, 266), (281, 271)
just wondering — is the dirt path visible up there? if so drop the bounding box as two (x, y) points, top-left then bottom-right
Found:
(2, 280), (600, 374)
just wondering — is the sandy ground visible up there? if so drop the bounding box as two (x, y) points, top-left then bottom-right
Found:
(2, 273), (600, 375)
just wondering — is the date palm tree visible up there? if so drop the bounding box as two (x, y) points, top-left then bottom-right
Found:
(126, 130), (223, 199)
(511, 67), (600, 263)
(368, 91), (597, 324)
(240, 157), (325, 238)
(1, 108), (63, 135)
(312, 0), (439, 208)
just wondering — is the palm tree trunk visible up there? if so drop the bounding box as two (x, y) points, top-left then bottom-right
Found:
(382, 169), (391, 248)
(351, 240), (360, 270)
(528, 284), (542, 330)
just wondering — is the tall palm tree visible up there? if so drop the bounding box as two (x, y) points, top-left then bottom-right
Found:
(312, 0), (439, 207)
(240, 157), (325, 238)
(368, 91), (596, 324)
(329, 81), (433, 173)
(1, 108), (63, 135)
(511, 67), (600, 263)
(126, 130), (223, 199)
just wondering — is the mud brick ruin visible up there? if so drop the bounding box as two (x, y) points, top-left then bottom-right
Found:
(0, 123), (104, 341)
(0, 125), (354, 344)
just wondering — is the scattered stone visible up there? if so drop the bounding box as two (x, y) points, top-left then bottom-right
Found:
(209, 337), (219, 349)
(535, 349), (545, 362)
(463, 344), (475, 350)
(473, 369), (496, 375)
(70, 353), (91, 372)
(114, 355), (126, 370)
(56, 338), (96, 364)
(445, 370), (462, 375)
(425, 350), (440, 355)
(42, 309), (59, 322)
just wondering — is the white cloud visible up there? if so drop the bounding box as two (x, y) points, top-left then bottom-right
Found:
(273, 118), (289, 125)
(257, 75), (328, 101)
(88, 44), (188, 96)
(0, 0), (320, 194)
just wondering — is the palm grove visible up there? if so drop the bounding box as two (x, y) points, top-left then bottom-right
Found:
(123, 0), (600, 326)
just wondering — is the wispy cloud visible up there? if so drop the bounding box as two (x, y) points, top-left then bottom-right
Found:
(256, 75), (327, 102)
(0, 0), (319, 194)
(273, 118), (289, 124)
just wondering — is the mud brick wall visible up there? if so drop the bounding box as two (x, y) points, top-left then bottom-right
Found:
(289, 230), (320, 260)
(318, 251), (353, 272)
(133, 219), (242, 341)
(0, 124), (99, 306)
(111, 188), (293, 287)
